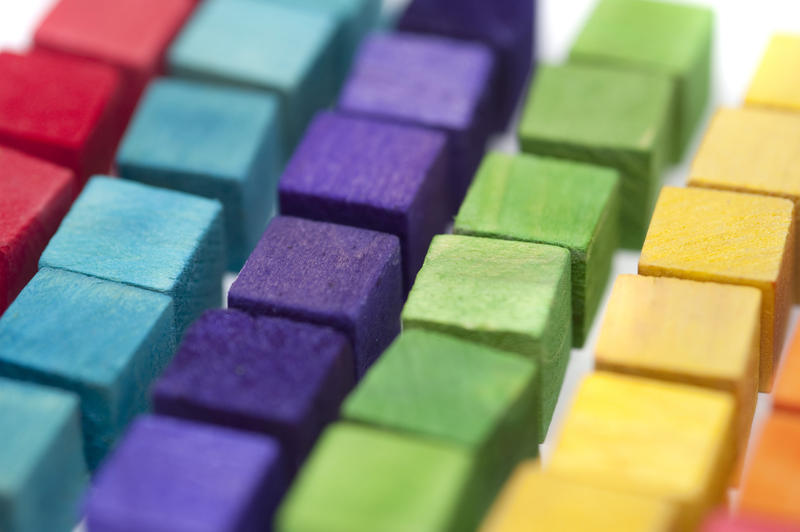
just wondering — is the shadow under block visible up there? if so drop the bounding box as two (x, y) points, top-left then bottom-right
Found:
(228, 216), (402, 379)
(0, 148), (74, 316)
(39, 177), (225, 340)
(279, 111), (449, 291)
(775, 319), (800, 415)
(745, 34), (800, 112)
(702, 510), (800, 532)
(401, 234), (571, 438)
(117, 79), (282, 271)
(85, 415), (288, 532)
(454, 151), (619, 346)
(0, 51), (120, 185)
(276, 423), (475, 532)
(153, 309), (354, 469)
(0, 378), (86, 532)
(569, 0), (713, 161)
(548, 372), (736, 531)
(0, 268), (175, 469)
(517, 63), (673, 248)
(638, 186), (795, 392)
(480, 463), (677, 532)
(339, 33), (496, 210)
(168, 0), (339, 153)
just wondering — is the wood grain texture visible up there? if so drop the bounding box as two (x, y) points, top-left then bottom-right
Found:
(745, 34), (800, 112)
(639, 186), (795, 392)
(774, 317), (800, 415)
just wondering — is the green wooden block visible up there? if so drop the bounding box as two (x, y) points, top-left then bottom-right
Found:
(276, 423), (474, 532)
(401, 234), (571, 438)
(517, 63), (672, 249)
(454, 152), (619, 347)
(569, 0), (713, 162)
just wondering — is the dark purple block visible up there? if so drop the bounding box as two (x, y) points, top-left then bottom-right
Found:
(279, 111), (449, 291)
(398, 0), (535, 130)
(152, 309), (354, 469)
(339, 33), (495, 210)
(228, 216), (402, 378)
(85, 415), (287, 532)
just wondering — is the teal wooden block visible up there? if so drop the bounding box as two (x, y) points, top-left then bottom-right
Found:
(0, 268), (175, 469)
(117, 79), (281, 271)
(39, 176), (225, 339)
(0, 378), (86, 532)
(454, 152), (620, 346)
(401, 234), (571, 439)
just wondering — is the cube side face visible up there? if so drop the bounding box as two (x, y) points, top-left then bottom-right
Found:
(746, 34), (800, 112)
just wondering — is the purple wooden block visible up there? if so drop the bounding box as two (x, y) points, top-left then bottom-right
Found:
(398, 0), (535, 130)
(228, 216), (402, 378)
(339, 33), (495, 210)
(279, 111), (449, 291)
(152, 309), (354, 469)
(85, 415), (287, 532)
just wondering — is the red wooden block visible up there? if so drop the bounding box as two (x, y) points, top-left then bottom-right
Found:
(0, 147), (75, 315)
(702, 509), (800, 531)
(0, 51), (120, 185)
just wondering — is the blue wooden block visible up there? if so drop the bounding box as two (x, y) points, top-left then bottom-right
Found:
(39, 176), (225, 338)
(0, 378), (86, 532)
(168, 0), (339, 153)
(0, 268), (175, 469)
(117, 79), (282, 271)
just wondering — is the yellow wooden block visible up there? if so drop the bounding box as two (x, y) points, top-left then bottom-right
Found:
(638, 186), (794, 392)
(548, 372), (736, 531)
(745, 34), (800, 112)
(480, 461), (677, 532)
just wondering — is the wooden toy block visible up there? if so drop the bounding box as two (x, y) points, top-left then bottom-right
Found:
(153, 309), (354, 469)
(398, 0), (534, 129)
(0, 51), (120, 184)
(746, 34), (800, 112)
(517, 63), (673, 248)
(342, 330), (539, 521)
(168, 0), (339, 153)
(569, 0), (713, 161)
(639, 186), (795, 392)
(548, 372), (736, 530)
(0, 378), (86, 532)
(775, 318), (800, 415)
(40, 177), (225, 339)
(279, 111), (449, 291)
(702, 509), (800, 532)
(454, 151), (619, 346)
(0, 147), (74, 316)
(339, 33), (496, 210)
(228, 216), (402, 378)
(480, 462), (677, 532)
(401, 234), (571, 438)
(85, 415), (288, 532)
(117, 79), (282, 271)
(0, 268), (175, 468)
(276, 423), (475, 532)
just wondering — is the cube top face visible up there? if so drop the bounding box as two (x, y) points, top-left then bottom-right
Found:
(746, 34), (800, 112)
(342, 330), (537, 447)
(40, 177), (223, 294)
(339, 33), (494, 131)
(455, 151), (619, 250)
(118, 79), (280, 181)
(775, 324), (800, 414)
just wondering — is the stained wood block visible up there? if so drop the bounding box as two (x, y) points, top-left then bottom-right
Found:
(775, 318), (800, 415)
(702, 509), (800, 532)
(548, 372), (736, 530)
(339, 33), (495, 210)
(639, 186), (795, 392)
(0, 147), (74, 316)
(279, 111), (449, 290)
(40, 177), (225, 339)
(0, 268), (175, 469)
(0, 378), (86, 532)
(118, 79), (282, 271)
(480, 462), (677, 532)
(276, 423), (474, 532)
(454, 151), (619, 346)
(228, 216), (402, 378)
(401, 234), (571, 438)
(85, 415), (288, 532)
(745, 34), (800, 112)
(0, 51), (120, 184)
(569, 0), (713, 161)
(517, 63), (673, 248)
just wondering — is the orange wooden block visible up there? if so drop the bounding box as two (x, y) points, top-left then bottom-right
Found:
(775, 320), (800, 415)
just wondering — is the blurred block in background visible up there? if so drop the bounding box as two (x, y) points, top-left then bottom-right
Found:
(775, 319), (800, 415)
(746, 34), (800, 113)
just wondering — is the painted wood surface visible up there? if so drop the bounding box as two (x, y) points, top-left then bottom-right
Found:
(746, 34), (800, 112)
